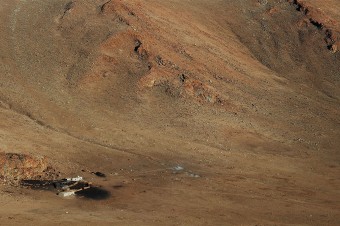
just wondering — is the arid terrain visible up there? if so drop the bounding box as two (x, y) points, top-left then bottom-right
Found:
(0, 0), (339, 225)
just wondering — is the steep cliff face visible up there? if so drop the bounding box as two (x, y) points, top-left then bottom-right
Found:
(288, 0), (339, 51)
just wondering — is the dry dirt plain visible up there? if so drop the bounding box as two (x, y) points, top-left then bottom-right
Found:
(0, 0), (339, 225)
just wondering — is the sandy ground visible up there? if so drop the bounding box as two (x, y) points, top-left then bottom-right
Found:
(0, 0), (339, 225)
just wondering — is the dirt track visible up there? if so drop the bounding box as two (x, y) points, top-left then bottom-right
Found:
(0, 0), (339, 225)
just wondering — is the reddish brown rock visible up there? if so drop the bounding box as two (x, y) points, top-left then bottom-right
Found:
(0, 153), (57, 185)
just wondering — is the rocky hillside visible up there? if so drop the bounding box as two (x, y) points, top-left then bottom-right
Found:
(0, 0), (339, 225)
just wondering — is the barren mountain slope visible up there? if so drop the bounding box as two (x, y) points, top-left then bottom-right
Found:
(0, 0), (339, 225)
